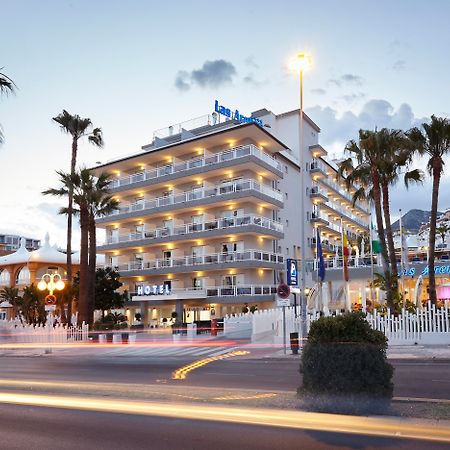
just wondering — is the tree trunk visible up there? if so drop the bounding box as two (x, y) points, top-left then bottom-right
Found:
(88, 213), (97, 327)
(372, 170), (394, 310)
(78, 204), (89, 326)
(381, 181), (399, 297)
(428, 160), (442, 306)
(65, 138), (78, 323)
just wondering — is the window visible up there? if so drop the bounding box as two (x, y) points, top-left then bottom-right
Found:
(286, 219), (289, 227)
(286, 247), (289, 255)
(284, 165), (288, 173)
(285, 192), (288, 199)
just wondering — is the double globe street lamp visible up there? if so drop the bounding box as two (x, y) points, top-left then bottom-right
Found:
(38, 273), (65, 309)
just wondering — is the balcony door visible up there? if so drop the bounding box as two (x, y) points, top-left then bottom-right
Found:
(191, 245), (205, 264)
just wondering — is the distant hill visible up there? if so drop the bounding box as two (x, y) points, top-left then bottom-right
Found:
(391, 209), (442, 233)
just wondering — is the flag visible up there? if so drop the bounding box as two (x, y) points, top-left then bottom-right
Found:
(371, 222), (381, 254)
(401, 226), (409, 272)
(316, 228), (326, 282)
(343, 232), (350, 282)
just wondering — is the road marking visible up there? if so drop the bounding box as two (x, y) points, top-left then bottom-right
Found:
(0, 392), (449, 443)
(172, 350), (249, 380)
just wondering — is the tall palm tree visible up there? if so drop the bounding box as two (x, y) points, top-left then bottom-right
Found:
(52, 110), (103, 285)
(408, 116), (450, 305)
(338, 130), (394, 309)
(377, 129), (423, 297)
(0, 68), (16, 145)
(85, 172), (119, 325)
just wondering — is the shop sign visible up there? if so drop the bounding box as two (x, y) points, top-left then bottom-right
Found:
(137, 284), (171, 296)
(399, 265), (450, 277)
(214, 100), (263, 127)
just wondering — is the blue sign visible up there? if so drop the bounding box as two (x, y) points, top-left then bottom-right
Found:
(398, 265), (450, 277)
(287, 258), (298, 286)
(214, 100), (263, 127)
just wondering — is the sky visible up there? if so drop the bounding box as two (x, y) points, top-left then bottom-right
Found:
(1, 0), (450, 249)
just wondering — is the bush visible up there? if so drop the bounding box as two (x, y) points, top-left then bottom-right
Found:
(299, 312), (394, 415)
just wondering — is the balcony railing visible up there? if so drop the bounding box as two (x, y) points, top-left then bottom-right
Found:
(206, 285), (277, 297)
(110, 144), (281, 189)
(130, 285), (278, 298)
(321, 177), (370, 213)
(106, 179), (283, 217)
(326, 202), (368, 228)
(310, 210), (329, 223)
(109, 249), (284, 273)
(309, 160), (327, 173)
(105, 214), (283, 245)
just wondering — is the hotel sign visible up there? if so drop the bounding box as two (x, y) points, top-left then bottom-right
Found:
(137, 284), (171, 296)
(399, 264), (450, 277)
(214, 100), (263, 127)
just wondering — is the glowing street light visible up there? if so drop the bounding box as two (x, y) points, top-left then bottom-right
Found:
(38, 273), (65, 306)
(289, 52), (312, 340)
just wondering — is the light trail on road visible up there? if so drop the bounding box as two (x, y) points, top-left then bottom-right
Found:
(0, 391), (448, 444)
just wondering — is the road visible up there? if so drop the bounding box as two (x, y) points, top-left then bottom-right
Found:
(1, 403), (449, 450)
(0, 351), (449, 400)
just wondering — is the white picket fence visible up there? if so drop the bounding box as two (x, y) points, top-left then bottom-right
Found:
(0, 319), (89, 344)
(224, 303), (450, 345)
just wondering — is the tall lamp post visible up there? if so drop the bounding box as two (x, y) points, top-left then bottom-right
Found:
(38, 273), (65, 314)
(289, 53), (312, 340)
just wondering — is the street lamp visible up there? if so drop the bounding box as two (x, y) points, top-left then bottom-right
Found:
(38, 273), (65, 306)
(290, 53), (312, 340)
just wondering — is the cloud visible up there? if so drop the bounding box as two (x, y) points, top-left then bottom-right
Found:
(393, 59), (406, 71)
(340, 92), (366, 104)
(245, 56), (259, 69)
(306, 99), (427, 151)
(243, 73), (267, 87)
(175, 59), (237, 91)
(311, 88), (326, 95)
(328, 73), (364, 87)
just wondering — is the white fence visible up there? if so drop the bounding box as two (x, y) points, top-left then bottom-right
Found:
(0, 319), (89, 344)
(224, 303), (450, 346)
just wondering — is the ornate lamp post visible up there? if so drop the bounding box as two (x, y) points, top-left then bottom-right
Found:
(38, 273), (65, 311)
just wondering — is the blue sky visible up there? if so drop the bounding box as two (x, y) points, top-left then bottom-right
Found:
(1, 0), (450, 247)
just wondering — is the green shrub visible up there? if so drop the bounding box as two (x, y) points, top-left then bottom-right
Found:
(299, 312), (394, 415)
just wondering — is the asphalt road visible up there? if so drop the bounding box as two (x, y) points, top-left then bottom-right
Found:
(0, 353), (449, 400)
(0, 403), (448, 450)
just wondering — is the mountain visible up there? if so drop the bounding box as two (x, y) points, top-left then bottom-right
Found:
(391, 209), (442, 233)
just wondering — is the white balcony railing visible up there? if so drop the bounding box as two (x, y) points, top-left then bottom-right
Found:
(321, 177), (370, 213)
(110, 144), (281, 189)
(106, 179), (283, 217)
(326, 202), (368, 228)
(104, 214), (283, 245)
(309, 160), (327, 173)
(109, 249), (284, 273)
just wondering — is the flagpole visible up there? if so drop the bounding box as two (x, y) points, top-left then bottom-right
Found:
(369, 210), (374, 306)
(399, 208), (404, 305)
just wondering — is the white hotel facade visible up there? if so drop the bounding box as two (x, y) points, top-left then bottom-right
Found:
(94, 104), (370, 326)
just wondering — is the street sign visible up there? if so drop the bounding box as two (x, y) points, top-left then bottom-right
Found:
(276, 283), (291, 307)
(45, 294), (57, 305)
(45, 305), (56, 312)
(286, 259), (298, 286)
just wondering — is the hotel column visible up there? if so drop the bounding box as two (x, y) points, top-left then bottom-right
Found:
(140, 301), (149, 327)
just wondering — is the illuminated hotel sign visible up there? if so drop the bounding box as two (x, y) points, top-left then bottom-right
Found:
(214, 100), (263, 127)
(399, 265), (450, 277)
(137, 284), (171, 296)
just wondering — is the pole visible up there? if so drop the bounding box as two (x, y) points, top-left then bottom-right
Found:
(282, 305), (287, 355)
(399, 208), (404, 304)
(298, 69), (307, 344)
(369, 211), (374, 305)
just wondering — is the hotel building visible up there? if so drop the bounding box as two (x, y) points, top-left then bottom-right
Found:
(94, 105), (370, 325)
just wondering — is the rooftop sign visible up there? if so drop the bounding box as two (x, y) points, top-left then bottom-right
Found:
(214, 100), (263, 127)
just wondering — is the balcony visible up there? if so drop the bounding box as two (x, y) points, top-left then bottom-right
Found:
(108, 249), (284, 276)
(324, 202), (368, 229)
(309, 185), (328, 203)
(109, 144), (282, 191)
(309, 160), (327, 179)
(130, 285), (277, 301)
(98, 179), (283, 222)
(309, 144), (328, 158)
(101, 214), (283, 249)
(320, 177), (370, 214)
(310, 210), (329, 226)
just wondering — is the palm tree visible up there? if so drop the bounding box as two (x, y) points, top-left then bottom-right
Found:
(436, 224), (450, 246)
(86, 173), (119, 324)
(0, 68), (16, 144)
(0, 287), (22, 320)
(408, 116), (450, 305)
(377, 129), (423, 295)
(52, 110), (103, 285)
(338, 130), (394, 309)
